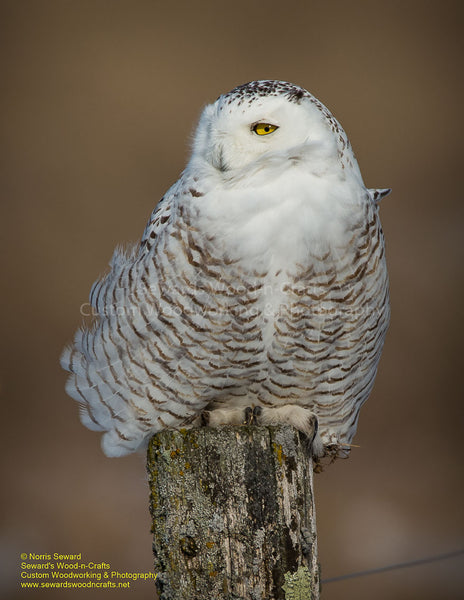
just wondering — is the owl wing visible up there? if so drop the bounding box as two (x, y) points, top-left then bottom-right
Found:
(61, 183), (211, 456)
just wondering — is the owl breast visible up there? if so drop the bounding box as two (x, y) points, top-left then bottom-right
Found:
(189, 183), (389, 448)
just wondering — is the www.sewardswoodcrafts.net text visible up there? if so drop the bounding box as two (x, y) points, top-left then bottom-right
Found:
(19, 552), (157, 590)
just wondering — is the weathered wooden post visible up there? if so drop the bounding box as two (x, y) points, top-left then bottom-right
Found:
(147, 425), (320, 599)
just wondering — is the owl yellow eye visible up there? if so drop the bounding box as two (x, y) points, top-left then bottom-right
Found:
(252, 123), (278, 136)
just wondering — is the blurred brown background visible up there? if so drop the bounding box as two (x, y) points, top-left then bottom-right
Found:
(1, 1), (463, 598)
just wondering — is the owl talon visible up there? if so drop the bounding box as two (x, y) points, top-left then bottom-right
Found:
(307, 414), (318, 446)
(243, 406), (253, 425)
(252, 406), (262, 423)
(200, 410), (210, 426)
(307, 415), (324, 458)
(243, 405), (263, 425)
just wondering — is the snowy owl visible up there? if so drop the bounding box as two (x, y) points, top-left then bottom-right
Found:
(61, 80), (390, 460)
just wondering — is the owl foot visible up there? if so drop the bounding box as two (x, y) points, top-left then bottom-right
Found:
(255, 405), (323, 458)
(200, 407), (247, 427)
(200, 405), (263, 427)
(199, 405), (322, 456)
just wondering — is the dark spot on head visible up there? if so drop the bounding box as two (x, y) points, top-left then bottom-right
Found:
(287, 88), (305, 103)
(189, 188), (204, 197)
(218, 80), (312, 106)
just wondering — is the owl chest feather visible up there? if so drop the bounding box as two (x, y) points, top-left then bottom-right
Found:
(155, 182), (388, 415)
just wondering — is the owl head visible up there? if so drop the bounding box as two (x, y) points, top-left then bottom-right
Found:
(190, 80), (358, 177)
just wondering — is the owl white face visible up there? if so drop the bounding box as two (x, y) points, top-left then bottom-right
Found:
(192, 81), (345, 174)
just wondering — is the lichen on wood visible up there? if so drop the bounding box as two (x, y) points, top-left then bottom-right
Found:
(282, 566), (313, 599)
(147, 425), (320, 600)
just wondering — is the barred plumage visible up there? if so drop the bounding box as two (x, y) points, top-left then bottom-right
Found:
(61, 80), (390, 458)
